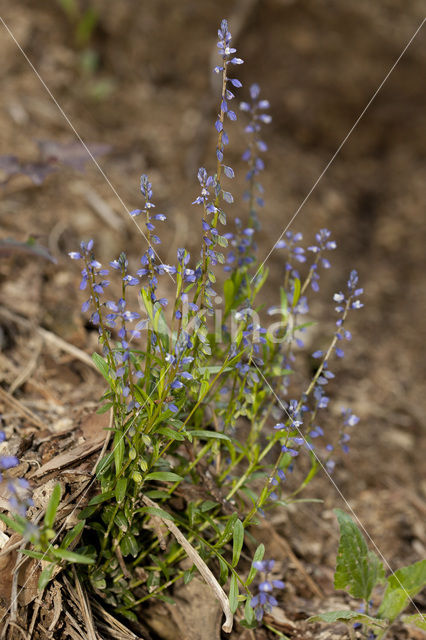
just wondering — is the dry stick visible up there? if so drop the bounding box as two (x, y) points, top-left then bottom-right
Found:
(90, 598), (142, 640)
(9, 338), (42, 395)
(27, 597), (42, 639)
(71, 565), (98, 640)
(0, 386), (46, 430)
(142, 495), (233, 634)
(0, 538), (23, 558)
(0, 306), (97, 371)
(48, 583), (63, 632)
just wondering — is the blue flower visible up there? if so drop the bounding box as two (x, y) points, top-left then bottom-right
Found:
(250, 559), (285, 621)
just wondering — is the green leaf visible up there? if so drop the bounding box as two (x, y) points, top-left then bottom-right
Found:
(246, 543), (265, 585)
(61, 520), (85, 549)
(232, 519), (244, 567)
(78, 505), (98, 519)
(115, 511), (129, 530)
(215, 513), (238, 548)
(96, 450), (114, 476)
(145, 471), (183, 482)
(90, 568), (107, 590)
(113, 431), (125, 476)
(218, 556), (228, 586)
(229, 573), (239, 614)
(378, 559), (426, 622)
(52, 548), (95, 564)
(0, 513), (26, 535)
(38, 564), (55, 590)
(96, 402), (113, 414)
(308, 610), (387, 629)
(197, 365), (232, 376)
(92, 352), (111, 383)
(44, 484), (61, 529)
(334, 509), (385, 601)
(115, 478), (127, 503)
(223, 279), (235, 316)
(189, 430), (230, 441)
(183, 568), (195, 585)
(244, 597), (256, 626)
(152, 304), (170, 349)
(156, 426), (186, 441)
(120, 533), (139, 557)
(402, 614), (426, 631)
(136, 506), (175, 522)
(88, 490), (114, 506)
(292, 277), (301, 308)
(20, 549), (46, 560)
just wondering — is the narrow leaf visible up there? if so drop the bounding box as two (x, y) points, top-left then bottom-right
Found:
(229, 573), (239, 614)
(113, 431), (124, 476)
(246, 543), (265, 585)
(145, 471), (183, 482)
(232, 519), (244, 567)
(91, 352), (110, 383)
(189, 430), (230, 441)
(38, 564), (55, 590)
(60, 520), (85, 549)
(52, 548), (95, 564)
(292, 277), (301, 308)
(20, 549), (45, 560)
(0, 513), (26, 535)
(44, 484), (61, 529)
(115, 477), (127, 503)
(219, 556), (229, 586)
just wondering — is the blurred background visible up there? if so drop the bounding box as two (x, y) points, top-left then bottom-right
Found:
(0, 0), (425, 569)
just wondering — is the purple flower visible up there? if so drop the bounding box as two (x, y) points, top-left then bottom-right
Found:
(250, 558), (285, 621)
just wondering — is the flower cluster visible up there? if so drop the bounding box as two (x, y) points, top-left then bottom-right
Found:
(250, 559), (285, 621)
(240, 83), (271, 228)
(214, 18), (243, 165)
(333, 269), (363, 358)
(276, 231), (306, 276)
(223, 218), (256, 272)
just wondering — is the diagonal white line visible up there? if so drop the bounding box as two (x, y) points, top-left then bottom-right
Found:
(253, 361), (425, 622)
(0, 15), (175, 283)
(252, 17), (425, 283)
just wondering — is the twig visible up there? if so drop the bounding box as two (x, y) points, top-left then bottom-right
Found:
(9, 338), (42, 395)
(0, 306), (97, 370)
(142, 495), (233, 633)
(27, 597), (41, 638)
(77, 184), (125, 232)
(71, 565), (98, 640)
(0, 386), (46, 429)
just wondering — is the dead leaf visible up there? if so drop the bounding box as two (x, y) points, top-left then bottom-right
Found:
(264, 607), (298, 634)
(29, 413), (109, 479)
(0, 533), (20, 606)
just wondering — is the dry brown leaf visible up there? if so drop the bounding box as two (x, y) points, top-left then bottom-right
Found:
(29, 438), (104, 479)
(264, 607), (298, 634)
(0, 534), (20, 606)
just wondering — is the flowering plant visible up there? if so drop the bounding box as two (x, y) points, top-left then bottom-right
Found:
(1, 18), (364, 633)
